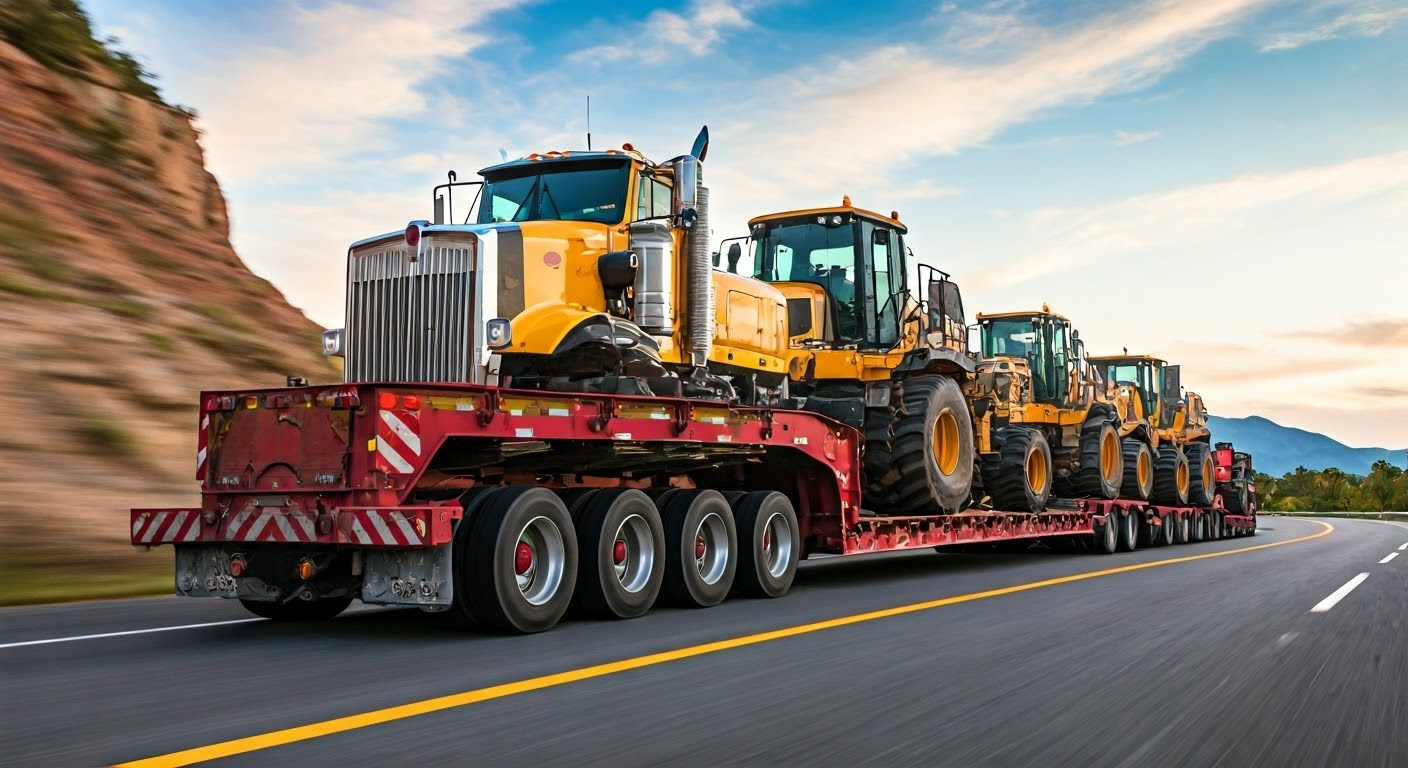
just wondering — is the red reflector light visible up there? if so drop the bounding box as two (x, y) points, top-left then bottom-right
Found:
(379, 392), (400, 409)
(229, 555), (245, 578)
(402, 394), (422, 410)
(316, 387), (361, 409)
(405, 223), (421, 247)
(297, 559), (315, 580)
(205, 395), (237, 411)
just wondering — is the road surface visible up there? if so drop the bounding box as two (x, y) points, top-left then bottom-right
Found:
(2, 516), (1405, 767)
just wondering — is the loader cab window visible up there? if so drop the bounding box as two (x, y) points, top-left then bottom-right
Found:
(981, 315), (1071, 405)
(862, 222), (902, 347)
(751, 219), (859, 339)
(477, 159), (631, 225)
(1100, 360), (1156, 419)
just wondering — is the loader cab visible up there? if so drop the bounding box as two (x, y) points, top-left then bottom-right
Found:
(1091, 355), (1180, 427)
(978, 311), (1083, 407)
(746, 203), (907, 350)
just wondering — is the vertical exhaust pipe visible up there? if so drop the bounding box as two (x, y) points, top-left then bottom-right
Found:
(674, 126), (713, 370)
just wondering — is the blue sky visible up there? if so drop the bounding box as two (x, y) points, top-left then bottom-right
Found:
(85, 0), (1408, 447)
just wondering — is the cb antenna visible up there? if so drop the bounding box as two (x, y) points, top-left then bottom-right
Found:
(586, 95), (592, 151)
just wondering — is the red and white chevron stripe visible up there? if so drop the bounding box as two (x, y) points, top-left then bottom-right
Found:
(223, 506), (318, 543)
(131, 509), (202, 544)
(375, 409), (422, 476)
(337, 509), (429, 547)
(196, 414), (210, 482)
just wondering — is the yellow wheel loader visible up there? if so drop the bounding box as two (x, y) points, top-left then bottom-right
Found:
(1089, 354), (1213, 506)
(723, 199), (976, 514)
(966, 309), (1124, 512)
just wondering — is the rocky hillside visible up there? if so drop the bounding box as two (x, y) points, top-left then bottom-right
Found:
(0, 2), (338, 589)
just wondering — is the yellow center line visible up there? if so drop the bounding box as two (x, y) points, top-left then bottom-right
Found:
(115, 520), (1333, 768)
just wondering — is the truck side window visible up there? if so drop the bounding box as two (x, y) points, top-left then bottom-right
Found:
(636, 176), (672, 220)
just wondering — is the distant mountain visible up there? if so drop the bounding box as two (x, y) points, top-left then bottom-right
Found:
(1207, 415), (1407, 477)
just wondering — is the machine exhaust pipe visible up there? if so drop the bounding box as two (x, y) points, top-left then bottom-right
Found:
(673, 126), (713, 370)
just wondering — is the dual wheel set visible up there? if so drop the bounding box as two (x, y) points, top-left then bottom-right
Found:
(1085, 507), (1255, 554)
(445, 486), (802, 633)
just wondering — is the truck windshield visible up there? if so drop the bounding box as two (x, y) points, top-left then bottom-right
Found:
(477, 159), (631, 225)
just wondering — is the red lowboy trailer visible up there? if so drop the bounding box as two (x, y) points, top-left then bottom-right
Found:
(131, 381), (1256, 633)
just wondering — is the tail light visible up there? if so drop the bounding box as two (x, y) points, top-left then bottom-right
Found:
(316, 386), (361, 409)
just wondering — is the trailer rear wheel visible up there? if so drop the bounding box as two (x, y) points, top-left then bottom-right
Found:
(1189, 512), (1205, 543)
(1117, 509), (1139, 552)
(1184, 442), (1215, 507)
(571, 489), (664, 619)
(660, 490), (737, 607)
(1073, 414), (1123, 499)
(466, 486), (577, 634)
(981, 426), (1052, 513)
(888, 376), (975, 515)
(1151, 446), (1190, 506)
(1175, 512), (1190, 544)
(445, 487), (506, 628)
(1090, 513), (1119, 554)
(239, 595), (353, 621)
(1120, 439), (1154, 501)
(1156, 513), (1176, 546)
(733, 491), (800, 598)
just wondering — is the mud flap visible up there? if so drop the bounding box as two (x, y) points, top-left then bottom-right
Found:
(361, 544), (454, 607)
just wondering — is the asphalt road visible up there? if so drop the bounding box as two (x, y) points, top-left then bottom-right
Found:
(3, 517), (1405, 768)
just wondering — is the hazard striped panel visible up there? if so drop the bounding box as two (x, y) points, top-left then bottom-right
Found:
(336, 507), (454, 548)
(131, 509), (202, 545)
(223, 506), (318, 543)
(196, 414), (210, 482)
(374, 409), (422, 476)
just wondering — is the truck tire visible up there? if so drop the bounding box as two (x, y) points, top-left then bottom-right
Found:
(1176, 512), (1190, 544)
(732, 491), (800, 598)
(1073, 414), (1123, 499)
(888, 376), (975, 515)
(466, 486), (578, 633)
(571, 489), (664, 620)
(1184, 442), (1215, 507)
(862, 405), (897, 506)
(444, 487), (506, 628)
(1221, 482), (1248, 514)
(1189, 512), (1205, 543)
(1154, 512), (1174, 546)
(1117, 509), (1139, 552)
(239, 595), (353, 621)
(1090, 512), (1119, 554)
(660, 490), (737, 607)
(1151, 446), (1190, 506)
(1120, 439), (1154, 501)
(980, 426), (1052, 513)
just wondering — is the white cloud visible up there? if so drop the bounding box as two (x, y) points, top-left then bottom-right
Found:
(571, 0), (753, 64)
(1113, 129), (1160, 146)
(179, 0), (523, 185)
(1261, 0), (1408, 51)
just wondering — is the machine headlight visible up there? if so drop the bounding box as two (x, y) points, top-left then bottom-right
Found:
(485, 318), (512, 349)
(322, 328), (345, 357)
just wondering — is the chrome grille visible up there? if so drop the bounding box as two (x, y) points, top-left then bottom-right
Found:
(345, 236), (475, 383)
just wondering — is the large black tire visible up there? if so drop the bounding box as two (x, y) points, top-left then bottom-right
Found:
(571, 489), (665, 620)
(240, 595), (353, 621)
(1184, 442), (1215, 507)
(1221, 481), (1248, 514)
(733, 491), (800, 598)
(1117, 509), (1139, 552)
(862, 404), (897, 505)
(465, 486), (578, 633)
(1073, 413), (1123, 499)
(660, 490), (738, 607)
(444, 487), (506, 629)
(887, 376), (975, 515)
(1120, 439), (1154, 501)
(1090, 512), (1119, 554)
(1151, 446), (1190, 506)
(1155, 512), (1176, 546)
(980, 426), (1052, 513)
(1189, 512), (1205, 543)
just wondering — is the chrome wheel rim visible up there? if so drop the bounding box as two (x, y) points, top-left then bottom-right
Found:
(514, 515), (566, 606)
(694, 512), (729, 585)
(611, 513), (654, 594)
(761, 511), (793, 579)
